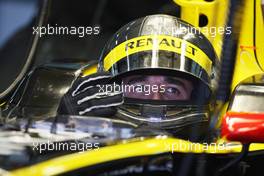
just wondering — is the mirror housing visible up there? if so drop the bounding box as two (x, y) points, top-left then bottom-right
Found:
(221, 79), (264, 143)
(221, 112), (264, 143)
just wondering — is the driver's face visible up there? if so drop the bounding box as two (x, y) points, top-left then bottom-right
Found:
(122, 75), (193, 100)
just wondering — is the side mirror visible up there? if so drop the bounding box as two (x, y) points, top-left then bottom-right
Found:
(221, 112), (264, 143)
(221, 82), (264, 143)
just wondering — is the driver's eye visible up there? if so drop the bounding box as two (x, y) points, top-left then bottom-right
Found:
(165, 87), (180, 95)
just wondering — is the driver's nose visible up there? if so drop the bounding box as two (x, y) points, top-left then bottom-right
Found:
(152, 92), (161, 100)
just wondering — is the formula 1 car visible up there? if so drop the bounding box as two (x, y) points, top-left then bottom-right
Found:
(0, 0), (263, 176)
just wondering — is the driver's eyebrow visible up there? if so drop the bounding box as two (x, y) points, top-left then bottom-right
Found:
(164, 77), (187, 89)
(127, 76), (147, 84)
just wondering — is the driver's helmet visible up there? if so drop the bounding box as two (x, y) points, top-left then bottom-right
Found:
(98, 14), (219, 138)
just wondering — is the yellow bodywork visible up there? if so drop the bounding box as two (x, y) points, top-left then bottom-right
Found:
(174, 0), (229, 58)
(175, 0), (264, 91)
(231, 0), (264, 90)
(7, 136), (264, 176)
(81, 64), (97, 77)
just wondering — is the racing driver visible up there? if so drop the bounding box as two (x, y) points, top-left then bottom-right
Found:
(58, 14), (219, 141)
